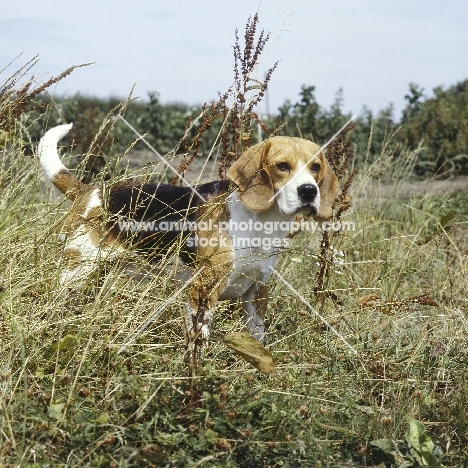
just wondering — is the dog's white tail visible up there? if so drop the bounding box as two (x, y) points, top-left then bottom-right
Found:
(38, 123), (85, 200)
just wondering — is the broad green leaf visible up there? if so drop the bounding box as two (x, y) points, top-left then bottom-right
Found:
(405, 418), (441, 466)
(370, 439), (396, 463)
(223, 331), (275, 373)
(57, 334), (79, 351)
(48, 403), (65, 420)
(50, 334), (80, 353)
(95, 412), (109, 424)
(203, 429), (218, 443)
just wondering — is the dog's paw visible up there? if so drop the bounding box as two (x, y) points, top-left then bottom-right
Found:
(201, 324), (210, 340)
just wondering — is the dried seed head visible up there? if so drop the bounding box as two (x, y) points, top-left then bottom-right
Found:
(160, 395), (171, 405)
(38, 421), (49, 431)
(357, 445), (369, 455)
(219, 383), (229, 401)
(216, 438), (233, 451)
(78, 387), (90, 397)
(227, 409), (238, 420)
(60, 374), (71, 386)
(139, 445), (161, 456)
(102, 435), (116, 446)
(240, 429), (252, 439)
(188, 424), (198, 434)
(319, 406), (330, 415)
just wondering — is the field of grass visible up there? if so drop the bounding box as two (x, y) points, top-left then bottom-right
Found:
(0, 118), (467, 468)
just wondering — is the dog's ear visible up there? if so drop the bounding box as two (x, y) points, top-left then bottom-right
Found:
(227, 141), (274, 212)
(315, 153), (339, 221)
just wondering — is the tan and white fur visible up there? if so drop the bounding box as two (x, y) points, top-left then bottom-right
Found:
(38, 124), (338, 345)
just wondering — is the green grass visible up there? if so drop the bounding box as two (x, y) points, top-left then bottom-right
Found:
(0, 121), (467, 467)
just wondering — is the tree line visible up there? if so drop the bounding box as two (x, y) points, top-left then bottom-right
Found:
(29, 79), (468, 177)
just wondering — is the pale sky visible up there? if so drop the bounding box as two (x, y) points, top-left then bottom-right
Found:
(2, 0), (467, 120)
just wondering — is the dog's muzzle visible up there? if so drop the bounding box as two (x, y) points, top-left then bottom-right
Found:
(296, 184), (318, 215)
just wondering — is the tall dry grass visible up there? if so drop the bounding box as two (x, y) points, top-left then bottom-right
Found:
(0, 96), (467, 466)
(1, 38), (467, 468)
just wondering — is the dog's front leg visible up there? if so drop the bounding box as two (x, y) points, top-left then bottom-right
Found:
(184, 277), (224, 382)
(184, 256), (231, 375)
(184, 201), (233, 380)
(185, 258), (230, 345)
(185, 287), (215, 344)
(241, 282), (268, 343)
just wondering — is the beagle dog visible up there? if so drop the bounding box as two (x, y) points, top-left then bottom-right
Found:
(38, 124), (338, 344)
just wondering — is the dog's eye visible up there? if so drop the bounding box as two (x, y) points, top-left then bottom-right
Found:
(310, 163), (321, 172)
(275, 162), (290, 172)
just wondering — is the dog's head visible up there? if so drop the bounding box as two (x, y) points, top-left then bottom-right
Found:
(227, 136), (338, 220)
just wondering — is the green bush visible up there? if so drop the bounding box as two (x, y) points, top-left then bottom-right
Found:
(24, 76), (468, 178)
(399, 80), (468, 175)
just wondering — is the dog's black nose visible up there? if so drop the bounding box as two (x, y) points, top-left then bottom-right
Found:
(297, 184), (317, 202)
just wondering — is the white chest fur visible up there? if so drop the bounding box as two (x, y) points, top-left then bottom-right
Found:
(219, 192), (295, 300)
